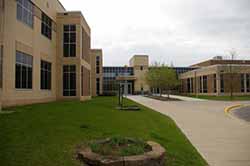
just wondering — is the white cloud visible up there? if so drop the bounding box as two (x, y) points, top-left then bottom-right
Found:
(60, 0), (250, 66)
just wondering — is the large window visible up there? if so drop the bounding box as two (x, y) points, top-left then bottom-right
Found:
(241, 74), (245, 93)
(96, 56), (100, 74)
(41, 60), (51, 90)
(0, 45), (3, 89)
(247, 74), (250, 92)
(199, 76), (202, 93)
(96, 78), (100, 95)
(187, 78), (193, 93)
(220, 74), (224, 93)
(203, 76), (208, 93)
(16, 51), (33, 89)
(17, 0), (34, 28)
(213, 74), (217, 93)
(63, 25), (76, 57)
(41, 12), (52, 39)
(63, 65), (76, 96)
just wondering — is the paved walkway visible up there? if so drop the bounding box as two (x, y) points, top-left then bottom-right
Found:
(127, 96), (250, 166)
(164, 94), (207, 101)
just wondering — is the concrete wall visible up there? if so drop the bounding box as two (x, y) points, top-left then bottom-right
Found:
(129, 55), (150, 94)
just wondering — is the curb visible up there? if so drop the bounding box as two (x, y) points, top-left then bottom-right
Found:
(224, 104), (243, 114)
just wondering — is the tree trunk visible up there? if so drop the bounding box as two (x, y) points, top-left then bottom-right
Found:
(167, 88), (170, 99)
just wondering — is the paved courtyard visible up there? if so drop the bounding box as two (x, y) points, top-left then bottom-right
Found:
(128, 95), (250, 166)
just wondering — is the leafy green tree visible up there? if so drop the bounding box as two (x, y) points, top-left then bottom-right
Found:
(146, 62), (180, 98)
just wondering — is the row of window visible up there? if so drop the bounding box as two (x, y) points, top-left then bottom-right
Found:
(187, 75), (220, 93)
(17, 0), (53, 40)
(17, 0), (34, 28)
(15, 51), (51, 90)
(15, 52), (93, 97)
(16, 1), (86, 59)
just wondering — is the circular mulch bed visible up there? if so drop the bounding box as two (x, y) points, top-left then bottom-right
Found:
(77, 138), (166, 166)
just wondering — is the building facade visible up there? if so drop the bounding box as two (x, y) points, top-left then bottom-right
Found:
(103, 55), (149, 95)
(103, 66), (135, 95)
(0, 0), (93, 108)
(102, 55), (195, 95)
(180, 59), (250, 96)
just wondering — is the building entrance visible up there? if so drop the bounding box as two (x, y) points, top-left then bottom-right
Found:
(120, 82), (132, 95)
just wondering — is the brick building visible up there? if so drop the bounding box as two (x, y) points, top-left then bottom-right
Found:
(180, 59), (250, 96)
(0, 0), (102, 108)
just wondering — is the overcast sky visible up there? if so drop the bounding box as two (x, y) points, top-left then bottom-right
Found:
(60, 0), (250, 66)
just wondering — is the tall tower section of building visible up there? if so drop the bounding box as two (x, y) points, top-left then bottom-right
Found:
(129, 55), (150, 94)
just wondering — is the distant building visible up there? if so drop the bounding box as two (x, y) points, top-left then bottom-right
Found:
(102, 55), (195, 95)
(103, 66), (134, 95)
(180, 59), (250, 96)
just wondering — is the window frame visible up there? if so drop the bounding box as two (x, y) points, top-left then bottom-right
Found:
(246, 74), (250, 92)
(63, 65), (76, 96)
(203, 76), (208, 93)
(16, 0), (34, 28)
(40, 60), (52, 90)
(63, 25), (76, 57)
(41, 12), (52, 40)
(220, 74), (224, 93)
(213, 74), (217, 93)
(15, 51), (33, 90)
(96, 56), (100, 74)
(96, 78), (100, 95)
(199, 76), (202, 93)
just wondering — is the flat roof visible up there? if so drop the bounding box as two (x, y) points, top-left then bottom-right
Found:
(191, 59), (250, 67)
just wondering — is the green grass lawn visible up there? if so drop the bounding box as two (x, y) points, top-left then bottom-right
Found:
(189, 95), (250, 101)
(0, 97), (207, 166)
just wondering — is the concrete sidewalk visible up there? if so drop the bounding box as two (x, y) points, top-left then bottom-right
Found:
(128, 96), (250, 166)
(164, 94), (207, 101)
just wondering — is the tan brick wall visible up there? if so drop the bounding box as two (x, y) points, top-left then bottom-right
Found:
(1, 0), (63, 107)
(82, 29), (90, 63)
(222, 73), (241, 93)
(56, 12), (91, 101)
(207, 74), (214, 93)
(90, 49), (103, 96)
(129, 55), (150, 93)
(1, 0), (92, 108)
(81, 66), (90, 96)
(180, 65), (250, 96)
